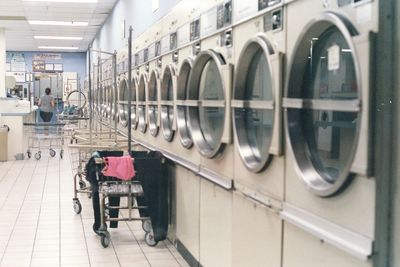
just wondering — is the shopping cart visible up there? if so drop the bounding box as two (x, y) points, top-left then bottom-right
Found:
(24, 122), (66, 160)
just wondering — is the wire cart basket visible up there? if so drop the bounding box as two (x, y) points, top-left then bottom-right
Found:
(24, 122), (66, 160)
(93, 157), (155, 248)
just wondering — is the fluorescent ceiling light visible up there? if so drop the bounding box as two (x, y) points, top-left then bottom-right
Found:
(38, 46), (79, 50)
(35, 35), (83, 40)
(29, 20), (88, 26)
(24, 0), (97, 3)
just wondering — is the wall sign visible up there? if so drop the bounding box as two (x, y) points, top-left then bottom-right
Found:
(32, 60), (45, 72)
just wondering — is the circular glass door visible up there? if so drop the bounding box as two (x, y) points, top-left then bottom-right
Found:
(118, 78), (128, 127)
(138, 74), (147, 133)
(284, 13), (361, 196)
(131, 78), (138, 130)
(177, 59), (193, 148)
(148, 70), (159, 136)
(188, 51), (227, 158)
(161, 66), (175, 142)
(233, 36), (275, 173)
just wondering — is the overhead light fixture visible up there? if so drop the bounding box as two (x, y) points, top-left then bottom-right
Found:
(38, 46), (79, 50)
(28, 20), (88, 26)
(24, 0), (97, 3)
(35, 35), (83, 40)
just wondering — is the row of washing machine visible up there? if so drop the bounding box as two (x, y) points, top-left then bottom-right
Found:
(91, 0), (378, 266)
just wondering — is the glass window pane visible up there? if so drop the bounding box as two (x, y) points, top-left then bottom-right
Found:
(236, 108), (274, 161)
(302, 27), (358, 183)
(245, 49), (272, 101)
(198, 59), (225, 150)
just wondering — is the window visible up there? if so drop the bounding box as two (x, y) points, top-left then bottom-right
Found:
(138, 74), (147, 133)
(118, 79), (128, 127)
(131, 78), (138, 130)
(176, 59), (193, 148)
(283, 15), (361, 196)
(161, 66), (175, 141)
(232, 37), (275, 172)
(148, 70), (159, 136)
(188, 51), (227, 158)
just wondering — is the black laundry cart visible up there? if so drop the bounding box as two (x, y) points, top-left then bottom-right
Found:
(86, 150), (169, 248)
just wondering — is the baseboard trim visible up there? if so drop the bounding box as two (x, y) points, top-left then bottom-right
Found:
(176, 239), (202, 267)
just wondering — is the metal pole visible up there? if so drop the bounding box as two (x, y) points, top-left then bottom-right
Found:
(113, 51), (118, 144)
(88, 46), (93, 146)
(127, 26), (133, 155)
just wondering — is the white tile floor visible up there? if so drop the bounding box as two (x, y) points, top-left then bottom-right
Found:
(0, 147), (189, 267)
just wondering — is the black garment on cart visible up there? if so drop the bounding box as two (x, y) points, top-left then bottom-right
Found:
(85, 150), (124, 230)
(131, 150), (168, 242)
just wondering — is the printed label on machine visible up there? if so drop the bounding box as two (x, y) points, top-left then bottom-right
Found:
(328, 44), (340, 71)
(177, 23), (190, 46)
(201, 7), (218, 37)
(161, 35), (170, 54)
(233, 0), (258, 23)
(148, 43), (156, 59)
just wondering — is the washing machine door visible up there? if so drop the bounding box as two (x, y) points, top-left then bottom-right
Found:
(138, 74), (148, 133)
(131, 78), (138, 130)
(161, 65), (176, 142)
(177, 58), (194, 149)
(148, 70), (160, 137)
(188, 50), (231, 158)
(284, 12), (365, 197)
(232, 35), (281, 173)
(118, 78), (129, 127)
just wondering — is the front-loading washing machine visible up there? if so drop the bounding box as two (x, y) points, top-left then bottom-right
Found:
(185, 2), (237, 266)
(282, 0), (378, 266)
(230, 1), (286, 266)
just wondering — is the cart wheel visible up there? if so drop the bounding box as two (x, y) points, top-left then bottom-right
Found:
(27, 151), (31, 158)
(100, 232), (111, 248)
(49, 149), (56, 157)
(34, 152), (41, 160)
(145, 231), (158, 247)
(60, 150), (64, 159)
(79, 180), (86, 190)
(73, 199), (82, 214)
(142, 220), (152, 233)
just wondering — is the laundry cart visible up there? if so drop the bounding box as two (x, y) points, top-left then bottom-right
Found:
(89, 151), (169, 248)
(69, 145), (129, 214)
(24, 122), (66, 160)
(57, 114), (89, 141)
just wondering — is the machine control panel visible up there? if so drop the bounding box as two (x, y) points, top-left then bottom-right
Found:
(155, 41), (161, 57)
(148, 43), (156, 60)
(170, 32), (177, 50)
(217, 0), (232, 29)
(134, 54), (139, 67)
(190, 19), (200, 41)
(143, 48), (148, 63)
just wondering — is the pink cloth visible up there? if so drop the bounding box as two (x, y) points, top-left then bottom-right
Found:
(101, 156), (135, 180)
